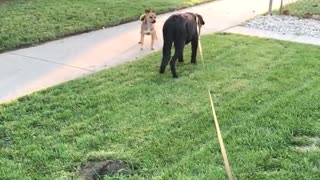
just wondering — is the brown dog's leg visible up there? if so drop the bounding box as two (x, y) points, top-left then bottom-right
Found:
(139, 23), (144, 44)
(151, 32), (156, 50)
(140, 33), (144, 50)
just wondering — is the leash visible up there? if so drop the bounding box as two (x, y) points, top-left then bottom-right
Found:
(196, 14), (233, 180)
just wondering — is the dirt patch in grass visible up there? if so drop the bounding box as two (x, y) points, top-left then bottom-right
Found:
(291, 136), (320, 152)
(0, 137), (11, 148)
(78, 160), (134, 180)
(0, 128), (12, 148)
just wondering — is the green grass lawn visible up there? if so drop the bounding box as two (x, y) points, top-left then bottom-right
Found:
(1, 34), (320, 179)
(281, 0), (320, 16)
(0, 0), (212, 53)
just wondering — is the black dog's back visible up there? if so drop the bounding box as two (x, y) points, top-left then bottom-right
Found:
(160, 13), (204, 78)
(162, 15), (182, 64)
(162, 14), (196, 55)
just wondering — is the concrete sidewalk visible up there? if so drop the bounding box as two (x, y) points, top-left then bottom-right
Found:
(0, 0), (288, 103)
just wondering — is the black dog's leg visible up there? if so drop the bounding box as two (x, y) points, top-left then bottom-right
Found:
(160, 27), (173, 74)
(178, 56), (184, 62)
(170, 40), (184, 78)
(160, 41), (172, 74)
(191, 36), (198, 64)
(160, 57), (170, 74)
(178, 46), (184, 62)
(170, 55), (178, 78)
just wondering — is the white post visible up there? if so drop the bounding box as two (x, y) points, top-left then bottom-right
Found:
(269, 0), (273, 15)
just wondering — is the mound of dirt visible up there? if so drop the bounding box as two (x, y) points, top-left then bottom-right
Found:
(79, 160), (131, 180)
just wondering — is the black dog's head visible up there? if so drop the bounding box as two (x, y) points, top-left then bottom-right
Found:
(195, 14), (205, 27)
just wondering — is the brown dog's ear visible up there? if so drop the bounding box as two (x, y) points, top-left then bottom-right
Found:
(145, 9), (151, 13)
(140, 14), (146, 21)
(196, 14), (205, 25)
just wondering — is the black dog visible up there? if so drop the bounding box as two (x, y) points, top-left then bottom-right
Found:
(160, 12), (205, 78)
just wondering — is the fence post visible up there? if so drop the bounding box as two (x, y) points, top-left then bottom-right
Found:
(269, 0), (273, 15)
(279, 0), (283, 14)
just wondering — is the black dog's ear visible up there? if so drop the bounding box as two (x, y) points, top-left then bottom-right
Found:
(196, 14), (205, 25)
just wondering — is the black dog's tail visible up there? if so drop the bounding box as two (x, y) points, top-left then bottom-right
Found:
(160, 22), (174, 74)
(161, 32), (173, 65)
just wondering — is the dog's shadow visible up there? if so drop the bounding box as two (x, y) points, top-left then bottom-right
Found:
(123, 43), (203, 85)
(149, 60), (200, 83)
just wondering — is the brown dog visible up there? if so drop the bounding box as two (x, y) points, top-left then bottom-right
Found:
(139, 9), (157, 50)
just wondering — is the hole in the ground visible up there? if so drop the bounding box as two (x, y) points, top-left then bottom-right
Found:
(0, 136), (11, 147)
(78, 159), (134, 180)
(291, 136), (320, 152)
(0, 128), (12, 148)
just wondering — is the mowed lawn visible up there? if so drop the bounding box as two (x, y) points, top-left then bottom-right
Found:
(0, 34), (320, 179)
(0, 0), (212, 52)
(282, 0), (320, 16)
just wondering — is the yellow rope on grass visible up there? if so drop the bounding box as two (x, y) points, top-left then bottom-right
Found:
(196, 14), (233, 180)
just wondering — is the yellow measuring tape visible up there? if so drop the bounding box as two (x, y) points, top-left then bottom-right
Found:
(196, 14), (233, 180)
